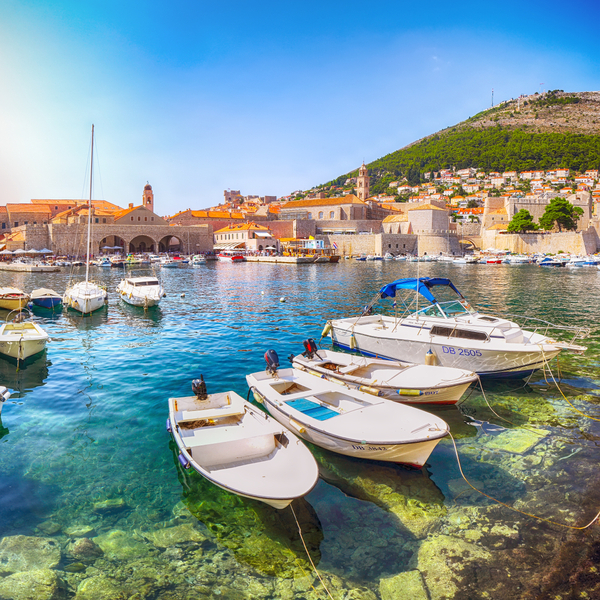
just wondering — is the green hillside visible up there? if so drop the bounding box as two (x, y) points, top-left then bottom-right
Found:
(322, 91), (600, 194)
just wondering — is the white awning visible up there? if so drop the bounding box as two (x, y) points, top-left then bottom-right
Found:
(253, 231), (272, 238)
(213, 242), (245, 250)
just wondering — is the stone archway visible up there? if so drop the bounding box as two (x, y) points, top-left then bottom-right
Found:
(159, 235), (184, 254)
(128, 235), (157, 254)
(98, 235), (126, 254)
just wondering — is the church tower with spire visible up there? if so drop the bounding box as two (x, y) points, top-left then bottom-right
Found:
(143, 183), (154, 210)
(356, 163), (370, 201)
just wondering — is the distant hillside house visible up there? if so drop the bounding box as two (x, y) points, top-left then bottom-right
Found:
(213, 222), (277, 252)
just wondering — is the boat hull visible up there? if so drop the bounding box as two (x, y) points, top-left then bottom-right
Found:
(0, 298), (29, 311)
(118, 293), (161, 307)
(0, 323), (48, 360)
(329, 320), (561, 378)
(32, 297), (62, 309)
(63, 283), (107, 315)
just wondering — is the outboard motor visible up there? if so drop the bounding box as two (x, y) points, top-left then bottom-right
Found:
(265, 349), (279, 375)
(192, 375), (208, 400)
(303, 338), (319, 359)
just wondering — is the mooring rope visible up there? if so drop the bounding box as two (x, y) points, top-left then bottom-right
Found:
(289, 504), (335, 599)
(448, 430), (600, 530)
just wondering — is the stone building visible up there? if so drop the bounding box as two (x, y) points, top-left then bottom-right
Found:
(356, 163), (370, 201)
(213, 222), (278, 253)
(279, 194), (369, 221)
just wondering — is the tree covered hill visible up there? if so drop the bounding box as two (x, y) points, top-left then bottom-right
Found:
(322, 91), (600, 194)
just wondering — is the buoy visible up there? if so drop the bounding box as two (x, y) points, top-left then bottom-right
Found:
(261, 291), (265, 295)
(280, 297), (286, 302)
(181, 293), (185, 298)
(425, 349), (437, 366)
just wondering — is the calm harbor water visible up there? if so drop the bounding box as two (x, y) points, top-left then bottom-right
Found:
(0, 261), (599, 599)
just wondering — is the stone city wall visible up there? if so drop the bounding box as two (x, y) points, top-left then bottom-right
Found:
(481, 229), (599, 255)
(317, 233), (417, 256)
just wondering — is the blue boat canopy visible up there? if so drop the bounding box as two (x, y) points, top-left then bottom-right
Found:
(379, 277), (464, 303)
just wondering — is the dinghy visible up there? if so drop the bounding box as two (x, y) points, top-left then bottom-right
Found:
(292, 339), (477, 405)
(167, 377), (319, 509)
(247, 351), (449, 467)
(30, 288), (63, 310)
(0, 311), (49, 361)
(0, 386), (10, 415)
(0, 288), (30, 311)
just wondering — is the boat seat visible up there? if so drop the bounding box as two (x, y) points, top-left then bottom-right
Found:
(339, 364), (359, 374)
(179, 404), (245, 423)
(285, 398), (339, 421)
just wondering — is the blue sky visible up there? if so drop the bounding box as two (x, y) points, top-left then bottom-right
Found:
(0, 1), (598, 215)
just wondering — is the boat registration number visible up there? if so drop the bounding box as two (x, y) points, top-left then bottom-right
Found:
(442, 346), (482, 357)
(351, 445), (387, 451)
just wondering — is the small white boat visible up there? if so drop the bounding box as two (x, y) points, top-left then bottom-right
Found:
(0, 386), (10, 415)
(292, 340), (477, 405)
(0, 288), (30, 311)
(218, 250), (245, 262)
(167, 378), (319, 509)
(116, 277), (165, 307)
(63, 281), (107, 314)
(191, 254), (207, 264)
(247, 351), (449, 467)
(325, 277), (588, 378)
(160, 256), (180, 268)
(0, 312), (49, 361)
(30, 288), (62, 310)
(94, 257), (112, 267)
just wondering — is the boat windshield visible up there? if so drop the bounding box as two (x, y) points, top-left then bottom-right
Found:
(414, 299), (474, 319)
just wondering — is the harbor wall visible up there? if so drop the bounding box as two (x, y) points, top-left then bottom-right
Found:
(481, 229), (600, 254)
(316, 233), (417, 256)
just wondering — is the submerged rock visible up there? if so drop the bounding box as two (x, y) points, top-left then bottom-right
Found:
(480, 428), (549, 454)
(0, 568), (62, 600)
(0, 535), (61, 574)
(93, 530), (150, 560)
(68, 537), (103, 561)
(413, 534), (492, 600)
(64, 525), (95, 539)
(92, 498), (126, 514)
(379, 570), (428, 600)
(142, 523), (207, 548)
(74, 575), (127, 600)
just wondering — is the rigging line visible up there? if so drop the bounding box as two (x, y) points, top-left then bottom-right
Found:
(540, 347), (600, 422)
(289, 504), (335, 600)
(474, 375), (545, 437)
(448, 430), (600, 530)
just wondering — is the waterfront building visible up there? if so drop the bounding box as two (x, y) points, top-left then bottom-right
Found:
(213, 222), (277, 253)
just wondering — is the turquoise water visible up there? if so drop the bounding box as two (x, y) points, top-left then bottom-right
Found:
(0, 261), (599, 599)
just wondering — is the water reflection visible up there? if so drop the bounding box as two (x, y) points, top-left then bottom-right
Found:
(0, 353), (50, 395)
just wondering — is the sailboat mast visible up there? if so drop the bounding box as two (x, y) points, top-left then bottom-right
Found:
(86, 124), (94, 283)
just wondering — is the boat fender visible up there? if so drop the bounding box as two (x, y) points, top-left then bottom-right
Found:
(321, 321), (332, 338)
(397, 389), (423, 396)
(192, 375), (208, 400)
(253, 391), (264, 404)
(178, 453), (191, 469)
(362, 305), (372, 316)
(265, 349), (279, 375)
(306, 368), (324, 379)
(425, 349), (437, 366)
(349, 334), (356, 349)
(166, 418), (172, 433)
(303, 338), (319, 359)
(359, 385), (383, 396)
(289, 419), (306, 434)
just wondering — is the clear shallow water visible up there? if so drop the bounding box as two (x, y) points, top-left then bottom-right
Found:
(0, 261), (599, 599)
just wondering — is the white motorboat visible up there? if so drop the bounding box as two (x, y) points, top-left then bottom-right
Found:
(160, 256), (180, 268)
(324, 277), (588, 378)
(116, 277), (165, 308)
(218, 250), (245, 262)
(191, 254), (206, 264)
(167, 378), (319, 509)
(0, 386), (10, 415)
(0, 312), (49, 361)
(63, 126), (108, 315)
(0, 288), (30, 311)
(247, 351), (449, 467)
(292, 339), (477, 405)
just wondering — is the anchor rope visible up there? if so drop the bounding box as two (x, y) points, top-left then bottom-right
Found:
(448, 430), (600, 530)
(290, 504), (335, 599)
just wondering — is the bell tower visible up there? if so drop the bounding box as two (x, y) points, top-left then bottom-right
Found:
(143, 183), (154, 210)
(356, 163), (370, 200)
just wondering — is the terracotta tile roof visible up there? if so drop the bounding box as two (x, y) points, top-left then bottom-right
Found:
(280, 194), (364, 209)
(113, 206), (141, 220)
(6, 204), (52, 214)
(383, 214), (408, 222)
(214, 222), (272, 234)
(407, 203), (447, 211)
(487, 208), (508, 215)
(487, 223), (508, 230)
(0, 206), (7, 214)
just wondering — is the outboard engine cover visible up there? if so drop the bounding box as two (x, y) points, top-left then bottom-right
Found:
(265, 349), (279, 375)
(192, 375), (208, 400)
(303, 338), (319, 359)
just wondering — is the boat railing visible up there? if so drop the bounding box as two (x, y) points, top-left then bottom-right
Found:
(503, 313), (591, 345)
